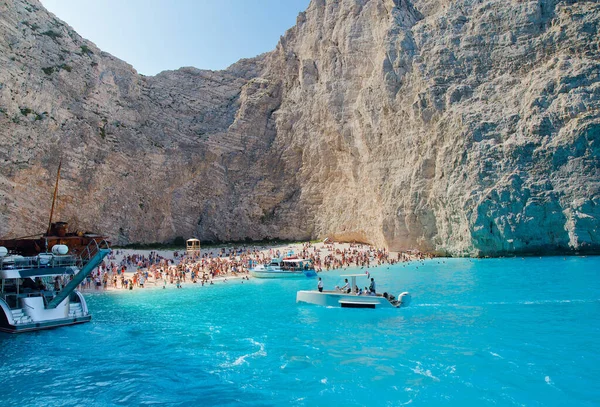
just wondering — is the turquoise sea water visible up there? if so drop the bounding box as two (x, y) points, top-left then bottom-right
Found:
(1, 257), (599, 406)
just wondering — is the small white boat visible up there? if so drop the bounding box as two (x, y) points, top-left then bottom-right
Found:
(296, 274), (411, 309)
(251, 257), (317, 278)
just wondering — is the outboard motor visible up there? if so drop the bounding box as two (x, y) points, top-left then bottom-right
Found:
(398, 292), (411, 307)
(0, 246), (7, 257)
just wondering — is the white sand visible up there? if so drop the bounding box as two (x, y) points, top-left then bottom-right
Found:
(81, 241), (415, 292)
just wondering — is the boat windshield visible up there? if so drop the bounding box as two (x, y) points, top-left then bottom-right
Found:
(281, 259), (313, 270)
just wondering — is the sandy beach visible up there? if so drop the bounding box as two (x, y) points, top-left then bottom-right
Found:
(79, 241), (424, 293)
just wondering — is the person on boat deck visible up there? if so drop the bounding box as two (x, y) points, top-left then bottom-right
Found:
(54, 276), (61, 291)
(340, 279), (350, 293)
(22, 278), (37, 290)
(369, 278), (376, 295)
(318, 277), (323, 292)
(35, 277), (46, 291)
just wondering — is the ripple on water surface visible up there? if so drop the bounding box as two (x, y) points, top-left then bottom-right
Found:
(1, 257), (599, 406)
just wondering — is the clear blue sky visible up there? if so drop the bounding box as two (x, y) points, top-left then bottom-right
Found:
(40, 0), (310, 76)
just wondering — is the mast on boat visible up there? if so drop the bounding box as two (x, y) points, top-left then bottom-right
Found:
(47, 159), (62, 236)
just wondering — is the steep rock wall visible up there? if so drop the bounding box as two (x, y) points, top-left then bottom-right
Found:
(264, 0), (600, 255)
(0, 0), (598, 255)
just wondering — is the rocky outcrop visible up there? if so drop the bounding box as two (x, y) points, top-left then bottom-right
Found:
(0, 0), (598, 256)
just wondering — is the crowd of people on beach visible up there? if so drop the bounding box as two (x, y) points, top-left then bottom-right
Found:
(80, 242), (429, 293)
(294, 242), (429, 271)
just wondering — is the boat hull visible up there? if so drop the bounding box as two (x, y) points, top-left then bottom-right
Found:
(296, 290), (403, 309)
(250, 265), (317, 278)
(0, 315), (91, 333)
(0, 291), (92, 334)
(251, 270), (312, 278)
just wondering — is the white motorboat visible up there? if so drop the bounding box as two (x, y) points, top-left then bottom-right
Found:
(251, 257), (317, 278)
(296, 274), (411, 309)
(0, 240), (110, 333)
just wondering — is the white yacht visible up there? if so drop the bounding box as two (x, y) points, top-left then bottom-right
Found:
(251, 257), (317, 278)
(0, 240), (110, 333)
(296, 274), (411, 309)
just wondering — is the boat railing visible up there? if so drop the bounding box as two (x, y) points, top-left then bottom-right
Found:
(77, 239), (110, 268)
(0, 239), (110, 271)
(0, 290), (55, 307)
(0, 254), (78, 270)
(45, 239), (111, 310)
(21, 301), (35, 310)
(1, 293), (18, 308)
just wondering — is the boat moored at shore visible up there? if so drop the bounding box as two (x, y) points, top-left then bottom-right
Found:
(251, 257), (317, 278)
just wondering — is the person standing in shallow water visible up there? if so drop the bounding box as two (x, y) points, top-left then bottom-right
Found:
(318, 277), (323, 292)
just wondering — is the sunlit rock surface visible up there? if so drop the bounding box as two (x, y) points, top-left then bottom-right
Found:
(0, 0), (598, 255)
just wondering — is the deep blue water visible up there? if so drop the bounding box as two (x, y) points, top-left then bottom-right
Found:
(1, 257), (599, 406)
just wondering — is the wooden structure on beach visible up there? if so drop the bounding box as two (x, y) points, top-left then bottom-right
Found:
(186, 238), (201, 257)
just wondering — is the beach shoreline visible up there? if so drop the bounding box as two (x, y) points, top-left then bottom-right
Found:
(80, 241), (426, 293)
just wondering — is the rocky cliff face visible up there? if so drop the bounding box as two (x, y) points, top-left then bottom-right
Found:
(0, 0), (598, 256)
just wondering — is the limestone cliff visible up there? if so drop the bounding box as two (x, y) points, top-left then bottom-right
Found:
(0, 0), (598, 256)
